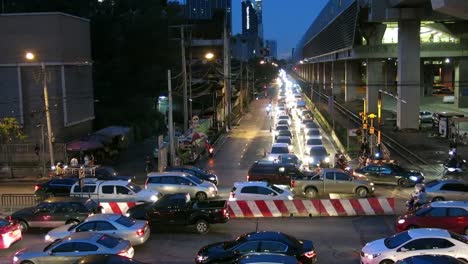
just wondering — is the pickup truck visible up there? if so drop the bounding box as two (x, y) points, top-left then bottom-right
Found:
(291, 168), (375, 198)
(126, 193), (229, 234)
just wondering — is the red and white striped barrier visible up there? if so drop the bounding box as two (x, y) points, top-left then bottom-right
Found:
(228, 198), (395, 218)
(99, 202), (138, 215)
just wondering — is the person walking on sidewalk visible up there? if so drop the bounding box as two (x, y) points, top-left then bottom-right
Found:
(145, 155), (153, 174)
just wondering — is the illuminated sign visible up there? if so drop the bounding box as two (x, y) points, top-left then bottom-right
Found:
(246, 6), (250, 30)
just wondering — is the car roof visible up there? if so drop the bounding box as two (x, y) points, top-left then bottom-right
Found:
(237, 253), (297, 264)
(234, 181), (270, 188)
(85, 213), (121, 222)
(147, 171), (189, 177)
(276, 136), (291, 140)
(65, 232), (105, 241)
(43, 197), (91, 203)
(407, 228), (450, 239)
(431, 201), (468, 209)
(243, 231), (292, 242)
(272, 143), (289, 147)
(310, 146), (326, 151)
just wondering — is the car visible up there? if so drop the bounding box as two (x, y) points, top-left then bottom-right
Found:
(395, 255), (467, 264)
(304, 129), (321, 140)
(247, 161), (307, 185)
(35, 178), (78, 197)
(0, 219), (22, 249)
(92, 166), (134, 182)
(70, 179), (161, 203)
(268, 143), (291, 161)
(303, 122), (319, 134)
(165, 166), (218, 185)
(273, 125), (290, 137)
(229, 181), (294, 201)
(8, 197), (101, 232)
(396, 201), (468, 235)
(276, 119), (290, 127)
(277, 154), (303, 169)
(145, 172), (218, 200)
(75, 254), (147, 264)
(360, 228), (468, 264)
(304, 146), (330, 168)
(275, 136), (293, 147)
(300, 110), (313, 120)
(419, 111), (433, 123)
(196, 231), (317, 264)
(353, 163), (424, 187)
(45, 213), (150, 245)
(234, 253), (299, 264)
(304, 138), (323, 155)
(276, 130), (293, 140)
(13, 233), (134, 264)
(276, 115), (291, 125)
(424, 179), (468, 201)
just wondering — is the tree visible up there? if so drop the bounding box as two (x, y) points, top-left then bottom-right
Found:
(0, 118), (26, 178)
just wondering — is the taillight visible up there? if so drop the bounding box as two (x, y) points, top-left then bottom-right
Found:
(303, 250), (316, 258)
(34, 185), (40, 192)
(222, 208), (227, 217)
(290, 180), (295, 188)
(136, 228), (145, 236)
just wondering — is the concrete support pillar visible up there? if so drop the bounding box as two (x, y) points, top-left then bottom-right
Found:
(324, 62), (332, 95)
(345, 60), (359, 102)
(455, 59), (468, 108)
(367, 59), (385, 114)
(422, 64), (434, 97)
(397, 20), (420, 130)
(317, 63), (324, 94)
(385, 59), (397, 93)
(332, 61), (344, 96)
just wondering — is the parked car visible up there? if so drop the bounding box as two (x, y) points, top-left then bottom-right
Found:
(13, 233), (134, 264)
(291, 168), (374, 198)
(234, 253), (299, 264)
(248, 161), (307, 185)
(70, 179), (161, 203)
(276, 119), (290, 127)
(396, 201), (468, 235)
(8, 197), (101, 232)
(0, 219), (22, 249)
(419, 111), (433, 123)
(273, 125), (291, 137)
(35, 178), (78, 197)
(165, 166), (218, 185)
(229, 182), (294, 201)
(304, 146), (330, 168)
(145, 172), (217, 200)
(75, 255), (147, 264)
(268, 143), (291, 161)
(425, 179), (468, 201)
(353, 163), (424, 187)
(395, 255), (467, 264)
(360, 228), (468, 264)
(46, 213), (150, 245)
(126, 193), (229, 234)
(195, 231), (317, 264)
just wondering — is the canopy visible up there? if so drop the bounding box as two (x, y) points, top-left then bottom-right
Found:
(95, 126), (130, 137)
(66, 140), (104, 152)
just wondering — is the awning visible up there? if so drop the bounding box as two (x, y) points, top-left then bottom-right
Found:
(95, 126), (130, 137)
(66, 140), (104, 152)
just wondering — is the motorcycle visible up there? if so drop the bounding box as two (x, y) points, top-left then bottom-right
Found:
(205, 140), (214, 158)
(405, 193), (429, 213)
(443, 154), (466, 173)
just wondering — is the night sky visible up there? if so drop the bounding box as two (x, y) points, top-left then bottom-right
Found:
(232, 0), (329, 59)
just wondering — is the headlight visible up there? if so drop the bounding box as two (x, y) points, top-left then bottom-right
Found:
(364, 253), (381, 259)
(397, 219), (405, 224)
(209, 176), (216, 181)
(45, 234), (51, 241)
(150, 195), (158, 202)
(274, 131), (279, 135)
(13, 256), (18, 263)
(125, 212), (130, 217)
(370, 182), (374, 186)
(288, 145), (293, 150)
(409, 176), (418, 181)
(287, 195), (293, 200)
(197, 255), (209, 262)
(208, 187), (215, 192)
(308, 157), (314, 164)
(268, 156), (275, 161)
(324, 157), (330, 163)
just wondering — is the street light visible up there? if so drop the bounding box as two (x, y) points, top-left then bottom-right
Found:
(25, 51), (55, 168)
(205, 52), (214, 60)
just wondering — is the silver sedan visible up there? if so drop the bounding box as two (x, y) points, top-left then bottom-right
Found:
(426, 179), (468, 201)
(45, 214), (150, 246)
(13, 232), (134, 264)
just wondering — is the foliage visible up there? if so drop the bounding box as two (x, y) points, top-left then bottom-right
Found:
(0, 118), (26, 144)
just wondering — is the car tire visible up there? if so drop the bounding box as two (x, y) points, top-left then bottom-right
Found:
(65, 219), (80, 225)
(432, 196), (445, 202)
(195, 219), (209, 234)
(195, 192), (208, 201)
(304, 187), (318, 198)
(355, 187), (369, 198)
(398, 178), (410, 188)
(18, 220), (28, 232)
(379, 260), (394, 264)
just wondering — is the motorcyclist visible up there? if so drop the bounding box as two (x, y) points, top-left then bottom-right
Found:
(408, 184), (429, 211)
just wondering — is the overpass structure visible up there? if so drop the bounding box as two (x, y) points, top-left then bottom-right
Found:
(293, 0), (468, 130)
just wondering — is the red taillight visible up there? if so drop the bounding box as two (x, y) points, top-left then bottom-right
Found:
(291, 180), (295, 188)
(34, 185), (40, 192)
(303, 250), (316, 258)
(222, 208), (228, 217)
(136, 228), (145, 236)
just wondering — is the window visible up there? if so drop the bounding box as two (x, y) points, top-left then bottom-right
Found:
(76, 222), (95, 232)
(35, 203), (55, 213)
(379, 167), (393, 175)
(257, 187), (276, 196)
(384, 232), (412, 249)
(102, 186), (114, 194)
(335, 173), (350, 181)
(148, 177), (161, 184)
(427, 207), (447, 217)
(186, 175), (203, 184)
(235, 241), (260, 254)
(161, 177), (177, 184)
(269, 184), (284, 194)
(95, 221), (117, 231)
(116, 216), (136, 227)
(241, 186), (258, 194)
(96, 234), (120, 248)
(73, 185), (96, 193)
(364, 166), (379, 173)
(176, 177), (192, 185)
(116, 186), (130, 195)
(448, 208), (468, 217)
(74, 242), (98, 252)
(325, 172), (334, 180)
(401, 239), (430, 251)
(440, 183), (464, 192)
(259, 241), (288, 253)
(51, 242), (75, 253)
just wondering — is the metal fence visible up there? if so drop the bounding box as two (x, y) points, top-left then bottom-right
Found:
(0, 194), (49, 212)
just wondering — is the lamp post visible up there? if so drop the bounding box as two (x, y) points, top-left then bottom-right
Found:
(25, 52), (55, 167)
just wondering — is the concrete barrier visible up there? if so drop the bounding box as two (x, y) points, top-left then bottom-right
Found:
(99, 202), (140, 214)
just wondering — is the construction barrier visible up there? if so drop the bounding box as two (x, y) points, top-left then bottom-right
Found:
(227, 198), (395, 218)
(99, 202), (139, 215)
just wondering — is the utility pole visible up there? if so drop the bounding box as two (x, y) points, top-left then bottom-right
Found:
(246, 64), (250, 101)
(167, 70), (176, 166)
(240, 61), (243, 113)
(223, 12), (231, 130)
(188, 30), (193, 122)
(180, 26), (188, 132)
(42, 63), (55, 167)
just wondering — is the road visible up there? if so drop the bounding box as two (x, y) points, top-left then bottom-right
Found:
(0, 217), (396, 264)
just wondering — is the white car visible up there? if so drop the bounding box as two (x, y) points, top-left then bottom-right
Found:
(45, 214), (150, 246)
(276, 119), (290, 127)
(268, 143), (290, 161)
(360, 228), (468, 264)
(276, 115), (291, 125)
(229, 182), (294, 201)
(419, 111), (433, 123)
(304, 129), (321, 140)
(304, 138), (323, 155)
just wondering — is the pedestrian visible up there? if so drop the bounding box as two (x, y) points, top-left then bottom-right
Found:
(84, 154), (90, 166)
(145, 155), (153, 174)
(70, 157), (78, 167)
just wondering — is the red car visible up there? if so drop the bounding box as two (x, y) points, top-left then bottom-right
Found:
(396, 201), (468, 235)
(0, 219), (22, 249)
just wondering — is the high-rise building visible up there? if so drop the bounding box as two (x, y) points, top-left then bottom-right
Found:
(241, 0), (258, 36)
(186, 0), (231, 21)
(254, 0), (263, 40)
(265, 39), (277, 58)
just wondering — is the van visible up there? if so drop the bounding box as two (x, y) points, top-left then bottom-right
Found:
(247, 161), (305, 185)
(70, 179), (161, 203)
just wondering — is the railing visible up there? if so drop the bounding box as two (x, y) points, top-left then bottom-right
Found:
(1, 194), (49, 212)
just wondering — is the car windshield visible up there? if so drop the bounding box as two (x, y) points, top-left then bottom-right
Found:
(278, 116), (289, 120)
(305, 123), (318, 128)
(44, 238), (63, 252)
(271, 147), (289, 154)
(281, 155), (298, 164)
(127, 183), (142, 193)
(276, 126), (289, 131)
(116, 216), (136, 227)
(277, 138), (291, 144)
(187, 175), (203, 184)
(450, 231), (468, 244)
(307, 130), (320, 136)
(279, 131), (291, 136)
(97, 234), (120, 248)
(310, 148), (327, 156)
(306, 139), (322, 145)
(383, 231), (412, 249)
(269, 184), (284, 194)
(68, 224), (78, 231)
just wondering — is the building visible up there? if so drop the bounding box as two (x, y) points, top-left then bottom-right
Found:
(0, 13), (94, 146)
(294, 0), (468, 130)
(185, 0), (231, 21)
(254, 0), (263, 40)
(265, 39), (277, 58)
(237, 0), (262, 60)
